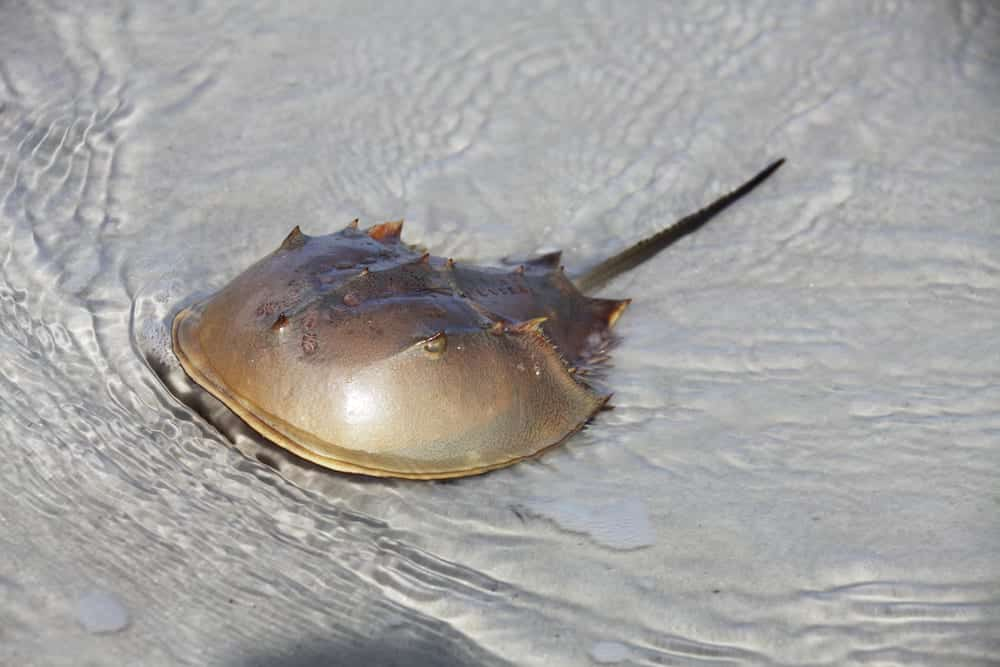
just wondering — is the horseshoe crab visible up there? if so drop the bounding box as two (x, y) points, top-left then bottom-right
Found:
(172, 159), (784, 478)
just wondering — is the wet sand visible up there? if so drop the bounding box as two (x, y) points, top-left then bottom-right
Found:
(1, 2), (999, 665)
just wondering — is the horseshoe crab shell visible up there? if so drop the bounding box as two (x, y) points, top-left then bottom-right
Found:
(172, 159), (783, 479)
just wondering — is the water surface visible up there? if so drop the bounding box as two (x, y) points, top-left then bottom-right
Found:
(2, 2), (999, 665)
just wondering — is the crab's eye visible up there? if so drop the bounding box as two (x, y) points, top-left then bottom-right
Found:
(422, 331), (447, 358)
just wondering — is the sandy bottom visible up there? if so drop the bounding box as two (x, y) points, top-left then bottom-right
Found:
(1, 2), (998, 665)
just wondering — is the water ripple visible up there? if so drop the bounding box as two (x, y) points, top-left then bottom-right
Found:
(2, 1), (999, 666)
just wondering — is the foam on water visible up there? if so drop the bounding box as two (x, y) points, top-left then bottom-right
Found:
(589, 641), (632, 664)
(518, 495), (655, 551)
(76, 591), (130, 635)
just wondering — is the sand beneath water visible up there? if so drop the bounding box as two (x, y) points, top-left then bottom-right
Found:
(1, 2), (998, 665)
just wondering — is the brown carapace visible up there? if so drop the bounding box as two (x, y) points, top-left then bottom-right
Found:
(173, 159), (784, 478)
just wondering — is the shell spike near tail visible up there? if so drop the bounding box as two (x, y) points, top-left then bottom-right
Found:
(589, 297), (632, 328)
(574, 158), (785, 294)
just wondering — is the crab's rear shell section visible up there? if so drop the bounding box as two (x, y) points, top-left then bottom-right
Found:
(172, 221), (629, 479)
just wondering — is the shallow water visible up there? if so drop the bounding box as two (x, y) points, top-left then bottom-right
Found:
(3, 1), (999, 665)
